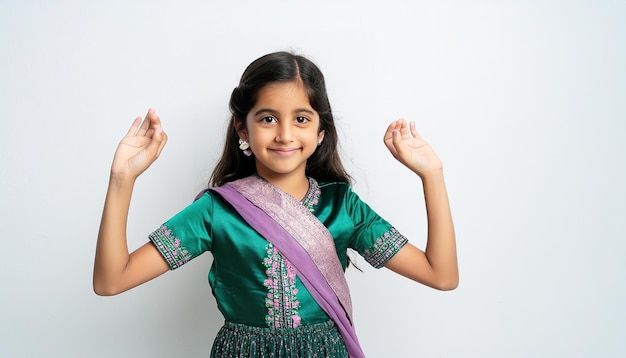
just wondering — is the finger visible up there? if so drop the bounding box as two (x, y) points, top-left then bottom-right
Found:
(392, 128), (402, 149)
(156, 130), (168, 156)
(409, 121), (419, 138)
(127, 117), (142, 136)
(408, 122), (427, 144)
(147, 109), (163, 132)
(137, 114), (151, 136)
(146, 126), (168, 158)
(136, 108), (157, 136)
(383, 120), (400, 142)
(398, 119), (410, 138)
(144, 110), (164, 138)
(383, 123), (397, 155)
(386, 129), (401, 159)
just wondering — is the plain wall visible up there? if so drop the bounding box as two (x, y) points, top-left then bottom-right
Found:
(1, 1), (625, 357)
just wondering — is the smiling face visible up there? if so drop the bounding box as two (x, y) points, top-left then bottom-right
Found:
(238, 80), (325, 184)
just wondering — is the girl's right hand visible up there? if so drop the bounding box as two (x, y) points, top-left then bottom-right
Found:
(110, 109), (168, 180)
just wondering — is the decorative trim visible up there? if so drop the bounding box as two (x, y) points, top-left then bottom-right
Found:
(263, 243), (301, 328)
(300, 177), (321, 212)
(148, 225), (192, 270)
(362, 227), (408, 269)
(226, 176), (354, 320)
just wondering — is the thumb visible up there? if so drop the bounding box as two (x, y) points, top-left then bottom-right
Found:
(148, 126), (168, 158)
(387, 129), (402, 159)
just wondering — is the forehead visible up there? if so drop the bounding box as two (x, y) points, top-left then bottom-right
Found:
(254, 80), (312, 108)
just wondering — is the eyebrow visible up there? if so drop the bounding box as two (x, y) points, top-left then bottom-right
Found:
(253, 108), (316, 116)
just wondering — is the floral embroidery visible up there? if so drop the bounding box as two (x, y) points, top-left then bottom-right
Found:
(300, 177), (321, 212)
(262, 243), (301, 328)
(362, 227), (409, 269)
(148, 225), (192, 269)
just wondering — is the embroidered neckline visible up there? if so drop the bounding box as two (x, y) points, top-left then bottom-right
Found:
(300, 177), (321, 212)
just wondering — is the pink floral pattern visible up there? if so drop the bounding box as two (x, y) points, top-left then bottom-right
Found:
(148, 225), (192, 269)
(262, 243), (301, 328)
(362, 227), (408, 268)
(300, 177), (321, 212)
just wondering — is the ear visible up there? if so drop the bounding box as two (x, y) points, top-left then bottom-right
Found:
(317, 129), (325, 146)
(234, 118), (248, 140)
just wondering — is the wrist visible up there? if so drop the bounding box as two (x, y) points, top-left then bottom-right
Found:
(418, 168), (444, 182)
(109, 172), (137, 189)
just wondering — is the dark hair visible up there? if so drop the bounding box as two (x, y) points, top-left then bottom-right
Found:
(209, 51), (352, 187)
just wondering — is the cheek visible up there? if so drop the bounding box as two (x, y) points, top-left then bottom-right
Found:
(247, 129), (272, 147)
(304, 133), (321, 152)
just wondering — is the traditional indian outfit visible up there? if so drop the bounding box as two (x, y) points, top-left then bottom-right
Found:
(148, 176), (408, 357)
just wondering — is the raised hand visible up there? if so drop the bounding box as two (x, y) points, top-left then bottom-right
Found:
(383, 119), (443, 178)
(110, 109), (168, 179)
(382, 119), (458, 291)
(95, 109), (170, 296)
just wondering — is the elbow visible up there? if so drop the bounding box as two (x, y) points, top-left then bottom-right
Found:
(435, 280), (459, 291)
(93, 286), (116, 296)
(93, 284), (115, 296)
(93, 278), (122, 296)
(93, 285), (123, 296)
(430, 273), (459, 291)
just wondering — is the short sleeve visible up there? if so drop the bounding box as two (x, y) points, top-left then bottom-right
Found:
(344, 187), (409, 269)
(148, 192), (214, 270)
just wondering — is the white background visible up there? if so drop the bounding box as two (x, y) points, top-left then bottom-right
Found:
(1, 1), (625, 357)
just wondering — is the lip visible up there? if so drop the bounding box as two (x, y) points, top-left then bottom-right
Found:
(270, 148), (300, 156)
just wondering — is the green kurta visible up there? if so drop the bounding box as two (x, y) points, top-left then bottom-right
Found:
(149, 178), (408, 356)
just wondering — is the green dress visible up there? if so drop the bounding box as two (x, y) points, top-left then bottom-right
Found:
(149, 178), (408, 357)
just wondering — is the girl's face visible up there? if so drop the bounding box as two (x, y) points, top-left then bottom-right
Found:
(239, 80), (325, 182)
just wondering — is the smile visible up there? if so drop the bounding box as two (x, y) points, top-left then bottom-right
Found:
(270, 148), (300, 156)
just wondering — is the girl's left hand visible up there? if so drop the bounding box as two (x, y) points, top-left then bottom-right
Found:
(383, 119), (443, 178)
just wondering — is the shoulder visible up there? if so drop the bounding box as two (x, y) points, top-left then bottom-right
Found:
(316, 180), (365, 208)
(167, 188), (243, 226)
(196, 187), (237, 208)
(183, 188), (233, 215)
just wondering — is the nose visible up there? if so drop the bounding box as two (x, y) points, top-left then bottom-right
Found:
(275, 122), (294, 143)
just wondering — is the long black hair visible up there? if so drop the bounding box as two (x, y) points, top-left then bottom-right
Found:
(209, 51), (352, 187)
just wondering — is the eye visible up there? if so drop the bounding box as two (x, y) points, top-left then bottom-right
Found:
(260, 116), (277, 124)
(295, 116), (310, 124)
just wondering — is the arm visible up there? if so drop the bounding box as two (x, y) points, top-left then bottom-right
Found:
(381, 120), (458, 290)
(93, 109), (170, 296)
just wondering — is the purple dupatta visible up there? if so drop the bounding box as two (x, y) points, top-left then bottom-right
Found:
(209, 176), (365, 358)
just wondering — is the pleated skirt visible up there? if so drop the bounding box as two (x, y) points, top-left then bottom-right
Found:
(210, 320), (348, 358)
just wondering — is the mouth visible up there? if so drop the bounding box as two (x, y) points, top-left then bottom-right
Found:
(270, 148), (300, 156)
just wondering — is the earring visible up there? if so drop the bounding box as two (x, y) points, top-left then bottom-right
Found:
(239, 139), (252, 157)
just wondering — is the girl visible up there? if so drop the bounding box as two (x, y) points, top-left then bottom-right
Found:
(94, 51), (458, 357)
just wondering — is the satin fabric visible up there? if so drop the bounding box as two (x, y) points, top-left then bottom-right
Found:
(149, 178), (408, 328)
(211, 177), (365, 357)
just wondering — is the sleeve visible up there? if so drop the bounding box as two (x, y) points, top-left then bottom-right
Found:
(148, 192), (214, 270)
(344, 187), (409, 269)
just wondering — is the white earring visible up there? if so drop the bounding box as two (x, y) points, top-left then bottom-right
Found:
(239, 139), (252, 157)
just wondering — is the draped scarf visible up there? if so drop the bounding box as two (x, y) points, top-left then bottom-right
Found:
(209, 176), (365, 358)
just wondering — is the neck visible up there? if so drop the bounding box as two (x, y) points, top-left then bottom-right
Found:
(256, 171), (310, 200)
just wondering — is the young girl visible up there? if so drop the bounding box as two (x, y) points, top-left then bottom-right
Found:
(94, 51), (458, 357)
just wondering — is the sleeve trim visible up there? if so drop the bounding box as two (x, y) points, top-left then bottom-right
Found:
(148, 225), (192, 270)
(362, 227), (408, 269)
